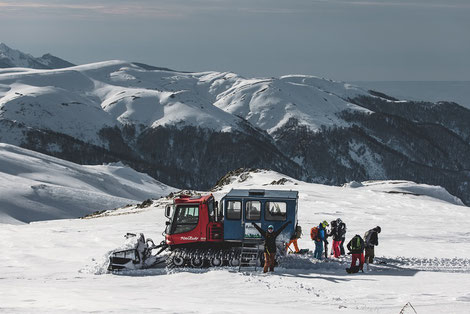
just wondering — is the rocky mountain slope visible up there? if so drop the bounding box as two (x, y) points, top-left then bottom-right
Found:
(0, 54), (468, 205)
(0, 43), (75, 69)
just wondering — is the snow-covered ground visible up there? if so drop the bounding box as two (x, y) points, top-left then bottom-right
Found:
(0, 143), (176, 224)
(1, 169), (469, 313)
(353, 81), (470, 109)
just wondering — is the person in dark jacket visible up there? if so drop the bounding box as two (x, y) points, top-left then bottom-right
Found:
(252, 221), (291, 273)
(331, 218), (345, 258)
(364, 226), (381, 270)
(338, 219), (347, 256)
(346, 234), (365, 273)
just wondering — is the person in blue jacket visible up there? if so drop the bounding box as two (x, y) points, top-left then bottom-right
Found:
(312, 220), (329, 260)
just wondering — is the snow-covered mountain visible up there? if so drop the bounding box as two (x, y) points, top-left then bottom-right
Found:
(0, 58), (469, 206)
(0, 143), (176, 224)
(0, 60), (371, 185)
(352, 81), (470, 110)
(0, 43), (75, 69)
(1, 169), (469, 313)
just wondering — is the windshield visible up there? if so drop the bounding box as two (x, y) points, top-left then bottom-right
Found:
(169, 205), (199, 234)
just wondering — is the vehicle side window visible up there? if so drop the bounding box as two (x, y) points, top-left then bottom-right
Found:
(226, 201), (241, 220)
(265, 202), (287, 221)
(245, 201), (261, 220)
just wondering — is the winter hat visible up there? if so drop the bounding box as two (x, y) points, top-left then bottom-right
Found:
(376, 226), (381, 233)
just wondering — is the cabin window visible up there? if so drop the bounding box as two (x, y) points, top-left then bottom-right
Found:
(265, 202), (287, 221)
(226, 201), (241, 220)
(172, 205), (199, 234)
(245, 201), (261, 220)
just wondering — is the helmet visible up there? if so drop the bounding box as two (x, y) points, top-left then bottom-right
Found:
(376, 226), (381, 233)
(336, 218), (342, 224)
(321, 220), (329, 228)
(267, 225), (274, 230)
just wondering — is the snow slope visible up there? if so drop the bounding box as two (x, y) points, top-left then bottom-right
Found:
(0, 143), (176, 224)
(1, 170), (469, 313)
(214, 75), (369, 133)
(353, 81), (470, 109)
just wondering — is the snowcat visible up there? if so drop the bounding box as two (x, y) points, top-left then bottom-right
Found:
(108, 189), (298, 271)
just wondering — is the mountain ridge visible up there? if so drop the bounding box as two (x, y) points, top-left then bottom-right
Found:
(0, 43), (75, 69)
(0, 49), (469, 206)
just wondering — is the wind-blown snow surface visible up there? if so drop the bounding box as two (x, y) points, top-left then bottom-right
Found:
(1, 170), (469, 313)
(0, 143), (176, 224)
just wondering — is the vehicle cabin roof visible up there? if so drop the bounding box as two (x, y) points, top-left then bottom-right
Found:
(174, 194), (213, 204)
(223, 189), (298, 199)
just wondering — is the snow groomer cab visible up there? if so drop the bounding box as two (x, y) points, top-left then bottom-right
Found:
(221, 189), (298, 244)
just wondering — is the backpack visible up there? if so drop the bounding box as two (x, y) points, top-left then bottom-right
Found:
(295, 225), (302, 239)
(310, 227), (319, 241)
(364, 230), (373, 246)
(338, 223), (346, 237)
(351, 235), (362, 251)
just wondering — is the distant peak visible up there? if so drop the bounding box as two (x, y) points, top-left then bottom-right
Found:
(0, 44), (75, 69)
(0, 42), (12, 51)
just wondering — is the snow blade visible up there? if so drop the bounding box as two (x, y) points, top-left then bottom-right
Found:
(107, 233), (168, 271)
(108, 249), (141, 271)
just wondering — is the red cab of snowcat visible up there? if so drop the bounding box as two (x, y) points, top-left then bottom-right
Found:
(164, 194), (223, 248)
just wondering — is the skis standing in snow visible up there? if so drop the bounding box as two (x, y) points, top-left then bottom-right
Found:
(323, 221), (332, 259)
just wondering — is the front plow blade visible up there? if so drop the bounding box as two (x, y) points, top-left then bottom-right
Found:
(108, 249), (141, 271)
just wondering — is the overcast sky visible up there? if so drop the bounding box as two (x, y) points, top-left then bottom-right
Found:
(0, 0), (469, 81)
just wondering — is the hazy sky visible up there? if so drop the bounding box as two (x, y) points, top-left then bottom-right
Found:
(1, 0), (469, 81)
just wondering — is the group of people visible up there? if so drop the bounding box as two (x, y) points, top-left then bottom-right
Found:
(309, 219), (382, 273)
(253, 220), (381, 274)
(346, 226), (381, 273)
(310, 218), (347, 260)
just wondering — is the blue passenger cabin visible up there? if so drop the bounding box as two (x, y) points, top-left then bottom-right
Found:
(221, 189), (298, 242)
